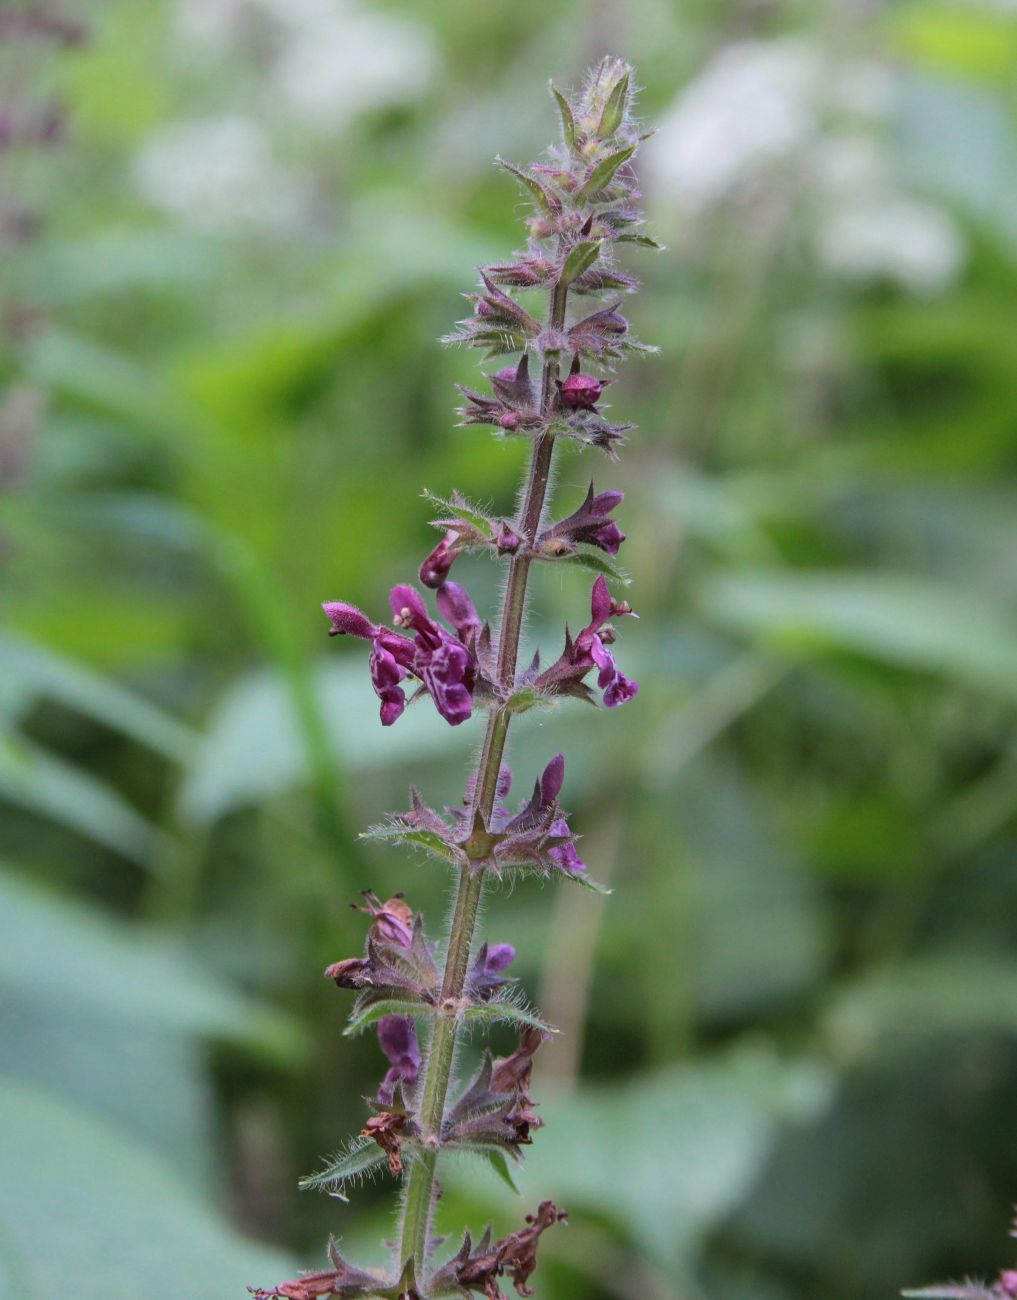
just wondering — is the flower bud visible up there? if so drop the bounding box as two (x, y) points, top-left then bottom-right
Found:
(419, 530), (460, 589)
(561, 372), (605, 410)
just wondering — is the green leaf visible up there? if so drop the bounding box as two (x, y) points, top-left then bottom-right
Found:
(560, 240), (603, 287)
(0, 733), (169, 867)
(179, 662), (467, 825)
(702, 570), (1017, 701)
(463, 999), (557, 1035)
(550, 84), (578, 153)
(299, 1139), (388, 1196)
(495, 157), (554, 214)
(616, 232), (664, 249)
(453, 1143), (521, 1193)
(0, 1078), (296, 1300)
(422, 489), (495, 539)
(596, 70), (629, 137)
(0, 634), (195, 763)
(443, 1047), (832, 1269)
(554, 549), (631, 584)
(343, 998), (436, 1038)
(567, 872), (613, 895)
(577, 145), (636, 202)
(360, 822), (459, 863)
(0, 866), (303, 1060)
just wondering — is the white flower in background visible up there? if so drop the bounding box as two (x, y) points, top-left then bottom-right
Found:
(816, 195), (964, 292)
(133, 116), (303, 233)
(174, 0), (436, 130)
(644, 35), (964, 294)
(271, 5), (435, 126)
(645, 39), (819, 212)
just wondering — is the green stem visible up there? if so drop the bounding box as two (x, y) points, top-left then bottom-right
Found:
(398, 278), (568, 1278)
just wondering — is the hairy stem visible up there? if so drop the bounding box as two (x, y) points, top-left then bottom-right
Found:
(399, 280), (569, 1276)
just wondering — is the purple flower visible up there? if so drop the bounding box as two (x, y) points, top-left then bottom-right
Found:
(390, 584), (476, 726)
(534, 576), (638, 708)
(376, 1015), (420, 1106)
(322, 583), (480, 728)
(540, 483), (625, 556)
(467, 940), (517, 1000)
(419, 530), (461, 589)
(323, 601), (415, 726)
(577, 577), (639, 707)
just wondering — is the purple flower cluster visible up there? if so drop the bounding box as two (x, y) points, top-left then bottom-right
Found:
(323, 581), (481, 727)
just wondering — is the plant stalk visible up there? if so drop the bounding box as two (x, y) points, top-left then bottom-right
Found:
(398, 278), (569, 1276)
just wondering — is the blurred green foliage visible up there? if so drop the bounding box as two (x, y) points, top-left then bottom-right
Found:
(3, 2), (1017, 1298)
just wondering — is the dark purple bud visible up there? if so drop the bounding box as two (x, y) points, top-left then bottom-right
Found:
(499, 411), (520, 430)
(419, 530), (460, 589)
(322, 602), (376, 639)
(495, 521), (521, 554)
(539, 754), (565, 805)
(561, 372), (606, 410)
(436, 581), (481, 638)
(486, 943), (516, 973)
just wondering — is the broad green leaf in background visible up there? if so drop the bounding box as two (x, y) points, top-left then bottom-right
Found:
(178, 662), (471, 825)
(443, 1047), (832, 1270)
(0, 1078), (295, 1300)
(0, 634), (195, 762)
(702, 571), (1017, 700)
(0, 734), (168, 867)
(0, 868), (302, 1058)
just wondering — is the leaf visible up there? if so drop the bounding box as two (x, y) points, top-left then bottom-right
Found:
(616, 232), (665, 249)
(454, 1143), (521, 1193)
(566, 872), (613, 895)
(496, 158), (555, 214)
(596, 70), (629, 137)
(0, 634), (195, 763)
(555, 549), (631, 584)
(179, 662), (468, 825)
(550, 84), (577, 153)
(360, 822), (458, 863)
(443, 1047), (832, 1269)
(463, 999), (557, 1035)
(0, 1077), (296, 1300)
(343, 998), (436, 1038)
(0, 866), (303, 1060)
(0, 733), (168, 867)
(299, 1139), (388, 1196)
(422, 489), (495, 539)
(560, 240), (603, 287)
(577, 145), (636, 202)
(702, 570), (1017, 700)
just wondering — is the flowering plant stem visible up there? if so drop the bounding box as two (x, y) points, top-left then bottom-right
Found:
(254, 56), (654, 1300)
(399, 280), (569, 1268)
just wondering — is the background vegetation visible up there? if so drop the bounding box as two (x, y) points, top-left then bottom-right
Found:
(4, 2), (1017, 1297)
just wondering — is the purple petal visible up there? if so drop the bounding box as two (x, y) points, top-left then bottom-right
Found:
(436, 581), (480, 636)
(389, 584), (432, 632)
(322, 602), (376, 639)
(377, 1014), (420, 1069)
(589, 575), (612, 627)
(604, 673), (639, 707)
